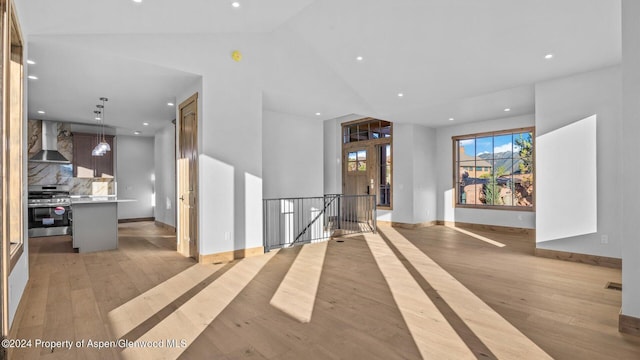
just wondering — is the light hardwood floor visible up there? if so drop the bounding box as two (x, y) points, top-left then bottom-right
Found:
(8, 222), (640, 359)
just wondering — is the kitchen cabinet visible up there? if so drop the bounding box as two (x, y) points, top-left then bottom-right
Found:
(72, 133), (115, 178)
(70, 197), (135, 253)
(71, 201), (118, 253)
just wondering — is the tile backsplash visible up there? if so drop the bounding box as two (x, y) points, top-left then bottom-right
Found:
(73, 178), (114, 195)
(27, 120), (116, 195)
(28, 162), (73, 185)
(28, 163), (116, 195)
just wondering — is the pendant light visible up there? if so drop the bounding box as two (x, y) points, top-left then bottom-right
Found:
(91, 109), (104, 156)
(97, 97), (111, 152)
(92, 97), (111, 156)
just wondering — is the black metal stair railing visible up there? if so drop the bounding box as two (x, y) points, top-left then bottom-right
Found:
(262, 194), (376, 251)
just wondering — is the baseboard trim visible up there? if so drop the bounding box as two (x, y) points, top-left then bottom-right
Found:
(535, 248), (622, 269)
(154, 220), (176, 233)
(436, 220), (535, 239)
(377, 220), (437, 229)
(619, 313), (640, 336)
(199, 246), (264, 264)
(118, 217), (155, 223)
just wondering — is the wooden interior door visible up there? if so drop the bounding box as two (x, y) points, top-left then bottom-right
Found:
(178, 94), (198, 259)
(344, 148), (369, 196)
(343, 147), (374, 222)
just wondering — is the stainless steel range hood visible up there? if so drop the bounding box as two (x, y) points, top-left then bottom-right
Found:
(29, 121), (70, 164)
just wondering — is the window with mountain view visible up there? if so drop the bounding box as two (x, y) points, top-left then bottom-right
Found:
(453, 128), (534, 210)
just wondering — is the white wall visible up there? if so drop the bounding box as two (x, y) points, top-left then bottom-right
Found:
(8, 253), (28, 326)
(323, 118), (340, 195)
(154, 122), (176, 227)
(199, 81), (264, 255)
(535, 66), (622, 258)
(385, 123), (414, 223)
(263, 110), (323, 198)
(621, 0), (640, 319)
(116, 135), (155, 219)
(435, 114), (536, 228)
(536, 115), (598, 243)
(412, 124), (438, 224)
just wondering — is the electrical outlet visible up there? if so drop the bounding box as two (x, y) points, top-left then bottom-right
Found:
(225, 232), (231, 241)
(601, 235), (609, 244)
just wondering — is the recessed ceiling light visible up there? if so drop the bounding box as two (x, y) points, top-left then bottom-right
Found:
(397, 93), (404, 97)
(28, 75), (38, 80)
(37, 110), (45, 114)
(504, 108), (511, 112)
(449, 118), (454, 121)
(315, 112), (321, 116)
(143, 122), (149, 126)
(95, 117), (101, 121)
(132, 0), (143, 3)
(167, 102), (174, 106)
(232, 2), (240, 8)
(133, 131), (142, 135)
(27, 59), (35, 65)
(544, 53), (554, 59)
(356, 56), (363, 61)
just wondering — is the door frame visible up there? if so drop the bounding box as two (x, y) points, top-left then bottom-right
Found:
(1, 0), (24, 341)
(177, 93), (199, 259)
(341, 119), (393, 210)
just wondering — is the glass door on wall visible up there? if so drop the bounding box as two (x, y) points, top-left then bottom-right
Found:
(377, 144), (391, 207)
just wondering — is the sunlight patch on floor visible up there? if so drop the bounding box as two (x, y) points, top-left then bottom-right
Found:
(270, 241), (327, 323)
(380, 227), (553, 359)
(119, 250), (278, 360)
(364, 233), (476, 359)
(108, 263), (225, 339)
(447, 226), (506, 247)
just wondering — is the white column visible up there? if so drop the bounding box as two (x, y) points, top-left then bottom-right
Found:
(621, 0), (640, 319)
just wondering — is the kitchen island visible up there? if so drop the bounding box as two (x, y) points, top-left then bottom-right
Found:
(71, 196), (135, 253)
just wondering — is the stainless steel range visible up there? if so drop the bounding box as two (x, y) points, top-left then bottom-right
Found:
(28, 185), (72, 237)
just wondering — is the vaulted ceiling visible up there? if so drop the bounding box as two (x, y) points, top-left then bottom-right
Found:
(14, 0), (621, 134)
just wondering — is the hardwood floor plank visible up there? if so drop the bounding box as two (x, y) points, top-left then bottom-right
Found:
(393, 226), (640, 360)
(380, 226), (552, 360)
(270, 241), (327, 323)
(119, 250), (278, 359)
(364, 233), (476, 359)
(17, 274), (49, 329)
(108, 263), (224, 339)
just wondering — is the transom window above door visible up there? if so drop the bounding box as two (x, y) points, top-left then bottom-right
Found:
(343, 119), (391, 143)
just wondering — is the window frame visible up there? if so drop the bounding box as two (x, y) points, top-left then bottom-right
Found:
(5, 0), (24, 272)
(452, 127), (535, 212)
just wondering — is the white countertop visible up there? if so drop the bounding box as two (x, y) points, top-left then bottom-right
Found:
(71, 196), (136, 204)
